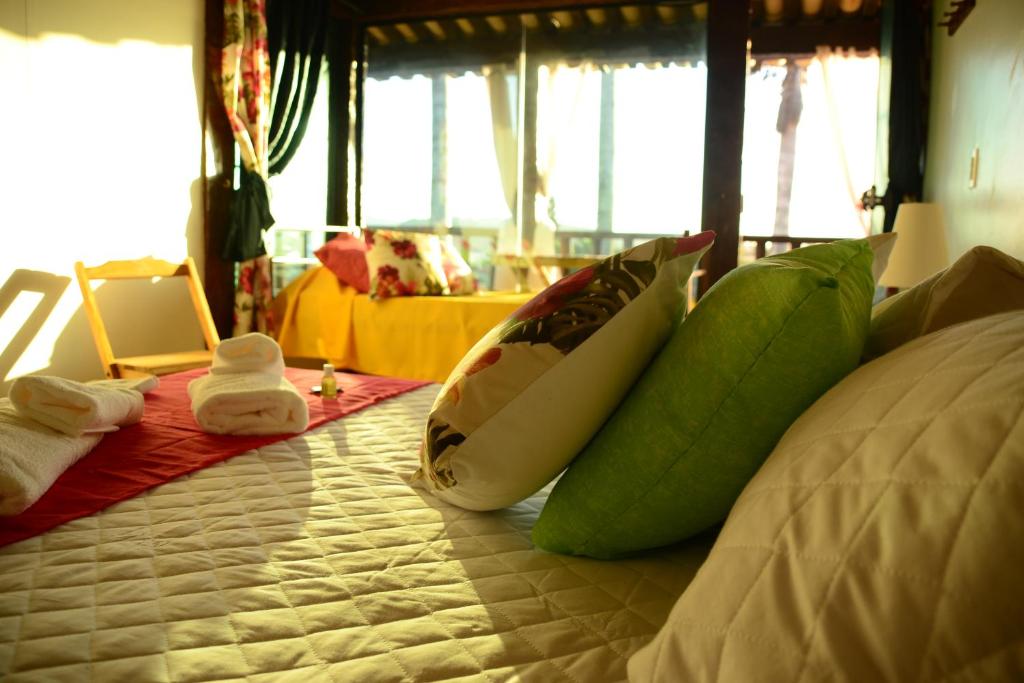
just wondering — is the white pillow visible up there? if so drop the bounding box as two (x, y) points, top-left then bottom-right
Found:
(630, 310), (1024, 681)
(415, 233), (714, 511)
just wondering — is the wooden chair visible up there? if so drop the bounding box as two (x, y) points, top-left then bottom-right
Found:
(74, 257), (220, 379)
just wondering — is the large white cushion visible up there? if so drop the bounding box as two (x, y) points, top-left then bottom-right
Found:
(865, 245), (1024, 360)
(630, 311), (1024, 681)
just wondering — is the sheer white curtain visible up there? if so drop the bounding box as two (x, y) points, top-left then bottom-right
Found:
(535, 62), (596, 253)
(484, 66), (521, 289)
(485, 68), (517, 220)
(485, 67), (519, 253)
(741, 50), (879, 239)
(815, 47), (879, 233)
(789, 48), (879, 237)
(485, 62), (594, 285)
(484, 59), (709, 267)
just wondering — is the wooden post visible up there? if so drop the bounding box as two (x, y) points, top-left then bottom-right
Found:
(203, 0), (237, 338)
(699, 0), (750, 296)
(327, 15), (363, 226)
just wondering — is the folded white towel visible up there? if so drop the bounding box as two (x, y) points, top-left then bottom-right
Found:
(188, 372), (309, 435)
(0, 399), (103, 516)
(211, 333), (285, 376)
(9, 376), (146, 436)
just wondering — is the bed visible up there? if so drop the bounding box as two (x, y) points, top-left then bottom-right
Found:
(273, 266), (533, 382)
(0, 384), (714, 682)
(5, 241), (1021, 682)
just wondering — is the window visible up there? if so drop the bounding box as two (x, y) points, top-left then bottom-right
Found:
(361, 5), (709, 288)
(740, 50), (880, 261)
(265, 61), (331, 294)
(362, 75), (433, 227)
(257, 3), (885, 296)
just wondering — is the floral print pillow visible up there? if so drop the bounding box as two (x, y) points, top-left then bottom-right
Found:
(415, 232), (716, 511)
(440, 236), (478, 296)
(364, 229), (450, 300)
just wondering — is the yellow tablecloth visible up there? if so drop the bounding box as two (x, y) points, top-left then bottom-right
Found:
(273, 266), (532, 382)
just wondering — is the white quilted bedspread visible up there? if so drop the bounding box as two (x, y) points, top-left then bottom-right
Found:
(0, 386), (711, 682)
(631, 311), (1024, 681)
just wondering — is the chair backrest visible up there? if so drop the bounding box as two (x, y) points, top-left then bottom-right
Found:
(74, 257), (220, 377)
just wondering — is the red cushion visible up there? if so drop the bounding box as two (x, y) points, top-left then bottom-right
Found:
(315, 234), (370, 293)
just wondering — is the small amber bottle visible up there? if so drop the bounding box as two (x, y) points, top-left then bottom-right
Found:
(320, 363), (338, 399)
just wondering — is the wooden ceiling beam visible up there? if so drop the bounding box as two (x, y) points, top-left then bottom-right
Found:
(781, 0), (802, 24)
(378, 24), (406, 44)
(353, 0), (637, 24)
(860, 0), (881, 17)
(454, 17), (477, 37)
(750, 0), (766, 25)
(583, 7), (607, 29)
(484, 15), (510, 34)
(366, 25), (392, 45)
(423, 19), (447, 39)
(602, 6), (624, 31)
(567, 9), (588, 32)
(654, 5), (680, 25)
(750, 15), (880, 53)
(763, 0), (784, 23)
(329, 0), (365, 19)
(466, 16), (492, 36)
(350, 0), (880, 30)
(838, 0), (863, 14)
(801, 0), (824, 19)
(394, 22), (421, 42)
(438, 18), (462, 40)
(636, 4), (657, 28)
(519, 12), (540, 30)
(619, 5), (642, 27)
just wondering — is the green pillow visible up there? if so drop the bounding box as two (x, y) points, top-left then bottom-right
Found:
(532, 239), (876, 559)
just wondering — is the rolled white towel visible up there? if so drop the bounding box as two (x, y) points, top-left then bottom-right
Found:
(9, 375), (146, 436)
(211, 333), (284, 376)
(188, 372), (309, 435)
(0, 400), (103, 516)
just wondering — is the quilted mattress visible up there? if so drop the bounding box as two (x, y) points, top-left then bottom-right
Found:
(0, 386), (712, 682)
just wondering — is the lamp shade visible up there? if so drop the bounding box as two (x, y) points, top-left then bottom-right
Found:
(878, 203), (950, 288)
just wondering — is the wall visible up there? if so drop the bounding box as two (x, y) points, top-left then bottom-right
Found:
(924, 1), (1024, 259)
(0, 0), (207, 391)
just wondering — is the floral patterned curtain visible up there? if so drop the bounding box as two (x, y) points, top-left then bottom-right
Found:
(221, 0), (275, 337)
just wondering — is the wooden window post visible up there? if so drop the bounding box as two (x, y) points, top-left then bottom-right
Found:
(699, 0), (750, 296)
(327, 15), (363, 227)
(203, 0), (239, 338)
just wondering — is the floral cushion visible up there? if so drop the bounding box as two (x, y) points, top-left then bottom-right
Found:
(415, 232), (716, 511)
(364, 229), (449, 299)
(314, 233), (369, 293)
(439, 236), (478, 295)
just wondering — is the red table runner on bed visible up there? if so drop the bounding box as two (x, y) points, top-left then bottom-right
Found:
(0, 368), (432, 547)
